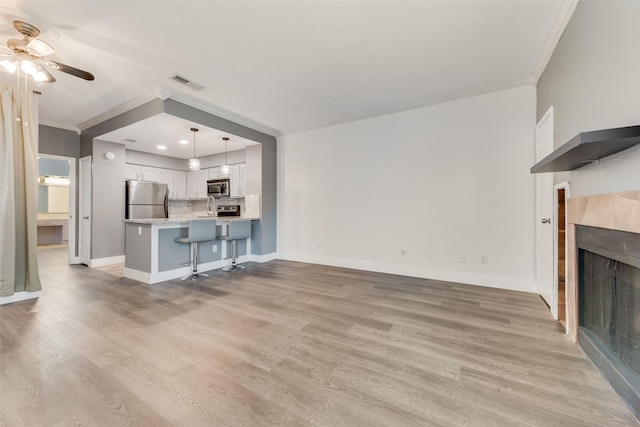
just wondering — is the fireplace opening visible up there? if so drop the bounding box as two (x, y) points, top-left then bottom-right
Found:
(577, 225), (640, 419)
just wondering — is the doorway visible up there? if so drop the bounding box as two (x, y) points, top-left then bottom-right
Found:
(36, 154), (77, 264)
(554, 182), (569, 327)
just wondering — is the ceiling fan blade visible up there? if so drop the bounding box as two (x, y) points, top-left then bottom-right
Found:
(46, 60), (94, 81)
(34, 62), (55, 83)
(26, 38), (55, 58)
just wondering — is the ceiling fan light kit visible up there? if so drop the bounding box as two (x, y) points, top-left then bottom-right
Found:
(0, 20), (95, 83)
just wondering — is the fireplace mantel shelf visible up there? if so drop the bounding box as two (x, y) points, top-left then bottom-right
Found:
(531, 124), (640, 173)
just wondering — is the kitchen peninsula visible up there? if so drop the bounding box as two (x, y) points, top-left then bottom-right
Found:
(123, 215), (259, 284)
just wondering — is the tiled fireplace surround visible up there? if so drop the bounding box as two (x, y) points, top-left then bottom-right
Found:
(566, 191), (640, 341)
(566, 190), (640, 418)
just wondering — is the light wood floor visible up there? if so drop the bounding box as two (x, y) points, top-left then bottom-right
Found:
(1, 246), (637, 426)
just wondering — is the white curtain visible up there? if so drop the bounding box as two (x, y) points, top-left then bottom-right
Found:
(0, 84), (41, 296)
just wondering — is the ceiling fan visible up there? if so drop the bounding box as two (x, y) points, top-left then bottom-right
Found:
(0, 20), (94, 83)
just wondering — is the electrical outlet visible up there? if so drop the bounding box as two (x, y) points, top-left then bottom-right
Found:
(458, 255), (465, 263)
(400, 249), (406, 257)
(481, 255), (488, 264)
(212, 245), (217, 253)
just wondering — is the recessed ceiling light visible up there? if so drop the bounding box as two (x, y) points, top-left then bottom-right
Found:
(179, 139), (189, 145)
(157, 145), (167, 150)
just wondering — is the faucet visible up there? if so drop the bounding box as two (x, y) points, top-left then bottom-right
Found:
(207, 196), (216, 217)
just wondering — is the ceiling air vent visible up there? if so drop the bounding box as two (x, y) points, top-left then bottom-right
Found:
(170, 74), (205, 91)
(122, 138), (138, 143)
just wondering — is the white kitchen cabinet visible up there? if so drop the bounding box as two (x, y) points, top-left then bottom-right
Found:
(229, 163), (246, 197)
(125, 164), (141, 180)
(186, 169), (210, 199)
(159, 169), (174, 198)
(141, 166), (161, 182)
(209, 167), (221, 179)
(173, 171), (187, 199)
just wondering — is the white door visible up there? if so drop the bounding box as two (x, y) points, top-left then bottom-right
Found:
(79, 156), (92, 265)
(536, 106), (555, 316)
(67, 157), (77, 263)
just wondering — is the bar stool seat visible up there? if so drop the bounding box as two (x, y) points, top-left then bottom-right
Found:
(218, 220), (251, 272)
(174, 219), (216, 280)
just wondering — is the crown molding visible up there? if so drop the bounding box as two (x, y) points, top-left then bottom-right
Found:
(167, 90), (280, 137)
(38, 119), (79, 134)
(531, 0), (579, 83)
(76, 90), (163, 132)
(282, 78), (536, 136)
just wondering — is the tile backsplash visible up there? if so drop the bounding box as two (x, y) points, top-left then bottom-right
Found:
(169, 194), (260, 218)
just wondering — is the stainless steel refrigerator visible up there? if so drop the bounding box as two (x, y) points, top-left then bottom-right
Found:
(125, 180), (168, 219)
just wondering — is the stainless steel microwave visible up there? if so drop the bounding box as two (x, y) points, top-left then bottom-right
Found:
(207, 178), (230, 198)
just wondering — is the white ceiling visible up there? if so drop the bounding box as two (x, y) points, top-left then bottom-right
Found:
(0, 1), (576, 154)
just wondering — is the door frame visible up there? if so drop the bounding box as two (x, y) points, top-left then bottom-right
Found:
(79, 155), (92, 265)
(554, 181), (570, 323)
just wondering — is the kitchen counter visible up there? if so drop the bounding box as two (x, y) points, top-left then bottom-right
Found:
(124, 215), (259, 225)
(37, 214), (69, 245)
(123, 216), (257, 284)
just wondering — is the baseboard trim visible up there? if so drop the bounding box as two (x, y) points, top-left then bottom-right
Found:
(0, 291), (40, 305)
(90, 255), (125, 268)
(247, 252), (278, 263)
(278, 252), (536, 293)
(124, 255), (256, 284)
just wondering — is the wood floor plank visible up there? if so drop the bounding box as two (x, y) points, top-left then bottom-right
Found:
(0, 249), (636, 426)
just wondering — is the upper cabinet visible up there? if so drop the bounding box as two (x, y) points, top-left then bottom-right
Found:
(209, 167), (221, 180)
(125, 162), (248, 200)
(125, 164), (141, 180)
(141, 166), (161, 182)
(173, 171), (187, 199)
(230, 163), (246, 197)
(186, 169), (210, 199)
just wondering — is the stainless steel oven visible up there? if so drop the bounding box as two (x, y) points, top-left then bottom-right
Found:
(207, 178), (230, 198)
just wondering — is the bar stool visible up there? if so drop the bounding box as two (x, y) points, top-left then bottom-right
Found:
(174, 218), (216, 280)
(218, 220), (251, 272)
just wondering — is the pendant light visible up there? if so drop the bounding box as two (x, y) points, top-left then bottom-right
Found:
(189, 127), (200, 171)
(220, 137), (231, 176)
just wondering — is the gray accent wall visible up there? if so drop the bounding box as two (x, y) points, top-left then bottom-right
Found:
(537, 1), (640, 196)
(39, 157), (71, 176)
(39, 125), (80, 158)
(91, 140), (126, 259)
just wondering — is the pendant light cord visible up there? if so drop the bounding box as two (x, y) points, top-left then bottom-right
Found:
(191, 127), (199, 158)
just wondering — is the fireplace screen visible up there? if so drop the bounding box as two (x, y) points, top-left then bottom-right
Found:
(579, 249), (640, 377)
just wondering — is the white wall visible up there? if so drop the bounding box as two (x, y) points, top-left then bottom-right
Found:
(278, 85), (537, 292)
(537, 1), (640, 197)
